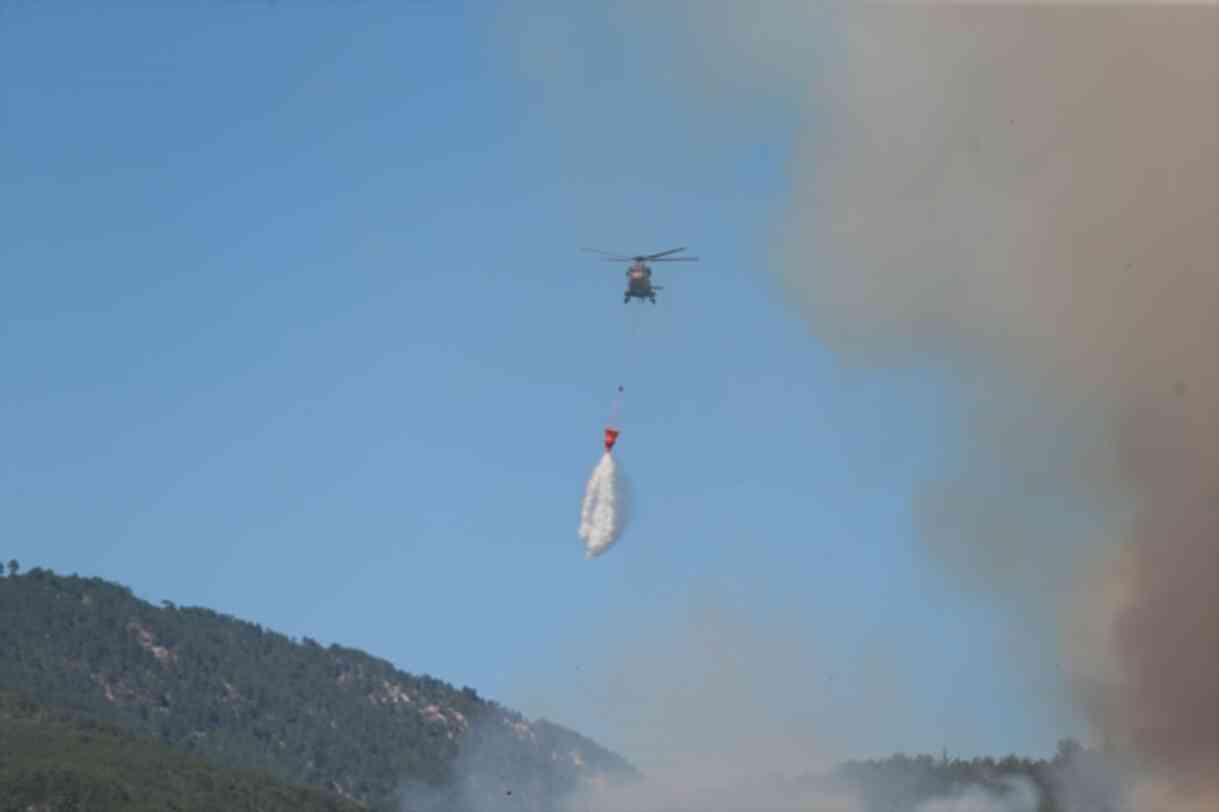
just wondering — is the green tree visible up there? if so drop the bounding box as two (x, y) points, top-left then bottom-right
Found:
(1054, 737), (1083, 766)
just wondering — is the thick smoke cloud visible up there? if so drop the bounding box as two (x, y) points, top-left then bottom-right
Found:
(675, 1), (1216, 804)
(503, 2), (1215, 808)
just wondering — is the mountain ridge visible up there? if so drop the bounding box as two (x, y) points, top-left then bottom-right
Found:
(0, 566), (637, 810)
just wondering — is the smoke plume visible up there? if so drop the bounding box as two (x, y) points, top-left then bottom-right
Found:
(579, 452), (626, 558)
(673, 1), (1216, 804)
(503, 1), (1215, 807)
(915, 776), (1040, 812)
(551, 597), (865, 812)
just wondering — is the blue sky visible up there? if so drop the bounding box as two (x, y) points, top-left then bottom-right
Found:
(2, 4), (1076, 765)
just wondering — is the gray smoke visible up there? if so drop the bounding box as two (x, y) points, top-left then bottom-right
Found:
(557, 599), (856, 811)
(916, 776), (1040, 812)
(502, 2), (1217, 809)
(681, 1), (1218, 804)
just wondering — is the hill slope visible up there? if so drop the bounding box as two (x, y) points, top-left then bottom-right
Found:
(0, 568), (636, 809)
(0, 690), (363, 812)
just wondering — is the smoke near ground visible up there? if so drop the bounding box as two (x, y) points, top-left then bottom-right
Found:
(915, 776), (1039, 812)
(579, 452), (626, 558)
(548, 598), (1076, 812)
(569, 776), (861, 812)
(672, 1), (1216, 806)
(549, 599), (864, 812)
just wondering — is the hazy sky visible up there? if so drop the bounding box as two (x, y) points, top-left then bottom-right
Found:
(2, 2), (1103, 768)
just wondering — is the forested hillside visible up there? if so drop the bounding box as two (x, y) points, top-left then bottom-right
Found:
(0, 566), (636, 810)
(0, 690), (363, 812)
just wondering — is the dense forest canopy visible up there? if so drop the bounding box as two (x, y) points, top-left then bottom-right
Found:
(0, 689), (362, 812)
(0, 568), (635, 810)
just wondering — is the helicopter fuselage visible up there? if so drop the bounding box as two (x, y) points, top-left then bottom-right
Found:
(625, 263), (660, 303)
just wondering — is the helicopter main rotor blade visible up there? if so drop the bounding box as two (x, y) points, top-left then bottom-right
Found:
(582, 248), (633, 261)
(642, 247), (688, 260)
(650, 257), (699, 262)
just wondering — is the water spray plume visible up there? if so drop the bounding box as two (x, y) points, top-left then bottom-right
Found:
(579, 451), (626, 559)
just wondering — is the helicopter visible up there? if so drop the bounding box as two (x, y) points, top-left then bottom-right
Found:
(584, 247), (699, 303)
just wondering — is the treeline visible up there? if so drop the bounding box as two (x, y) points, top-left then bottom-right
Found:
(0, 567), (635, 810)
(834, 739), (1122, 812)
